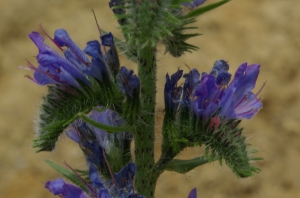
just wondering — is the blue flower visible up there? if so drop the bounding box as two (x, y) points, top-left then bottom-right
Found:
(193, 62), (263, 120)
(116, 67), (140, 97)
(100, 32), (120, 77)
(26, 28), (117, 87)
(45, 162), (145, 198)
(164, 69), (183, 113)
(182, 69), (200, 107)
(45, 177), (89, 198)
(182, 0), (206, 8)
(27, 31), (90, 88)
(66, 108), (132, 171)
(164, 60), (263, 121)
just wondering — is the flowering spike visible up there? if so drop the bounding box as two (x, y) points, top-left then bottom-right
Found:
(160, 60), (263, 177)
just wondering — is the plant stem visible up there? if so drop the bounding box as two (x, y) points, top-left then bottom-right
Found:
(134, 45), (157, 197)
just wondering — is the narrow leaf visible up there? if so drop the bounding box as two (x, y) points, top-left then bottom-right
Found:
(164, 156), (216, 174)
(79, 113), (131, 133)
(183, 0), (230, 19)
(45, 160), (88, 193)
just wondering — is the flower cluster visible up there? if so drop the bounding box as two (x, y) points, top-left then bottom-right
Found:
(165, 60), (263, 122)
(46, 109), (144, 198)
(45, 162), (143, 198)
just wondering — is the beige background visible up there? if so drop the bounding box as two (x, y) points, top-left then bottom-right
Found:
(1, 0), (300, 197)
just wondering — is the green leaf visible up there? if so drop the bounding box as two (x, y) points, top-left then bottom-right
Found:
(164, 156), (214, 174)
(45, 160), (88, 193)
(183, 0), (230, 19)
(79, 113), (132, 133)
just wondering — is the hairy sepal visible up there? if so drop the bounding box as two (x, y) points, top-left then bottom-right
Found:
(33, 79), (123, 152)
(194, 118), (262, 178)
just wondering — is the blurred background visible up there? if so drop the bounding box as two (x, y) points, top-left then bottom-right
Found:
(1, 0), (300, 197)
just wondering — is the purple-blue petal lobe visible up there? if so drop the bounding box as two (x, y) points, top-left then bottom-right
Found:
(182, 0), (206, 8)
(164, 70), (183, 113)
(45, 178), (88, 198)
(100, 32), (114, 46)
(54, 29), (90, 67)
(29, 31), (53, 53)
(116, 67), (140, 97)
(83, 40), (109, 82)
(188, 188), (197, 198)
(182, 69), (200, 106)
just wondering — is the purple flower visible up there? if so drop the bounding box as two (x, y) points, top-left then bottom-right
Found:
(26, 28), (116, 87)
(66, 108), (132, 171)
(45, 162), (144, 198)
(193, 62), (263, 120)
(27, 31), (90, 88)
(116, 67), (140, 97)
(164, 70), (183, 113)
(100, 32), (120, 77)
(182, 68), (200, 106)
(164, 60), (263, 121)
(182, 0), (206, 8)
(45, 178), (88, 198)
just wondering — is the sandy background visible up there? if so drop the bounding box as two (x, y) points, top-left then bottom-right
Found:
(1, 0), (300, 197)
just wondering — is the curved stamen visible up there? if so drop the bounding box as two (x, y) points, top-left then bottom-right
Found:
(39, 24), (64, 52)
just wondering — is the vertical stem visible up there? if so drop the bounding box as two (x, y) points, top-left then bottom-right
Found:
(134, 45), (157, 197)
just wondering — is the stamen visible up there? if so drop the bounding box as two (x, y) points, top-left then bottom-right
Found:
(234, 95), (247, 109)
(255, 81), (267, 97)
(38, 23), (64, 52)
(63, 161), (98, 198)
(91, 8), (107, 54)
(25, 59), (57, 79)
(61, 37), (90, 67)
(102, 149), (119, 189)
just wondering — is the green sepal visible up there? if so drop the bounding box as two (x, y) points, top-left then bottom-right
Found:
(79, 113), (132, 133)
(113, 36), (138, 63)
(45, 160), (88, 193)
(183, 0), (230, 19)
(121, 88), (140, 125)
(33, 78), (123, 152)
(191, 118), (262, 178)
(164, 156), (214, 174)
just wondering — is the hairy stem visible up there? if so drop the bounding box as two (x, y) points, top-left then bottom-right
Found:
(134, 45), (157, 197)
